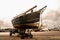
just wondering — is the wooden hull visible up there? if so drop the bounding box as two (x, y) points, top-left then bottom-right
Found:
(12, 11), (40, 29)
(12, 11), (40, 24)
(11, 6), (47, 29)
(13, 22), (39, 29)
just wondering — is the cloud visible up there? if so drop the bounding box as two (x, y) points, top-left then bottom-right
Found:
(0, 20), (13, 29)
(42, 8), (60, 29)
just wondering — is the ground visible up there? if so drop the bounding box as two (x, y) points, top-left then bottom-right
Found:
(0, 31), (60, 40)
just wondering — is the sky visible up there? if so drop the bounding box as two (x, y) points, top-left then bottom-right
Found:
(0, 0), (60, 22)
(0, 0), (60, 29)
(0, 0), (60, 21)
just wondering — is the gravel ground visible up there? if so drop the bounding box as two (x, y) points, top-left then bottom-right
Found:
(0, 31), (60, 40)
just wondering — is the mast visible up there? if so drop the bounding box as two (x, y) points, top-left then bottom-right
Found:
(14, 5), (37, 19)
(39, 6), (47, 29)
(24, 5), (37, 14)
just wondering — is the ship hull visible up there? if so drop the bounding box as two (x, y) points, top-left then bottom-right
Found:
(12, 11), (40, 29)
(13, 22), (39, 29)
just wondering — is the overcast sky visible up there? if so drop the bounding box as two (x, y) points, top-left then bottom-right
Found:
(0, 0), (60, 22)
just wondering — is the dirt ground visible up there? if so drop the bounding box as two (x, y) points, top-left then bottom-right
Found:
(0, 31), (60, 40)
(0, 35), (60, 40)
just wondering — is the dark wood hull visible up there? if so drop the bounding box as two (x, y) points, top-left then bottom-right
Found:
(12, 11), (40, 29)
(12, 11), (40, 24)
(13, 22), (39, 29)
(11, 6), (47, 29)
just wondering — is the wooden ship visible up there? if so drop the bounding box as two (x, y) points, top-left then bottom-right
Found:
(12, 5), (47, 29)
(10, 5), (47, 39)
